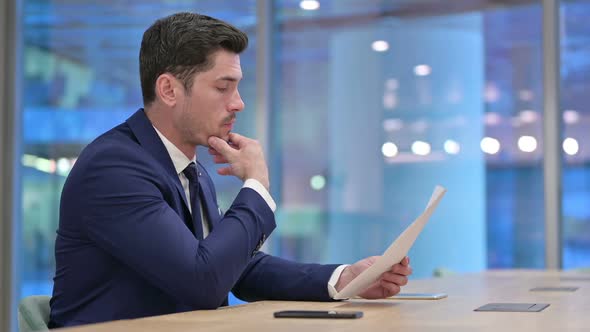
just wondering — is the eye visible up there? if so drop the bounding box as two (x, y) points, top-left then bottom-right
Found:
(216, 87), (228, 92)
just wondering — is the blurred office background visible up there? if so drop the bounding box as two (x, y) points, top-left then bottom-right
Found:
(1, 0), (590, 331)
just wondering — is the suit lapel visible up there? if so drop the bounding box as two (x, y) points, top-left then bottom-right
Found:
(126, 109), (222, 234)
(126, 109), (190, 210)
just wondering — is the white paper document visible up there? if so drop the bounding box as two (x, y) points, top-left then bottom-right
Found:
(333, 185), (447, 300)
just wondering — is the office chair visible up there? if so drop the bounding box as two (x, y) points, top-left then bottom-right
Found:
(18, 295), (50, 332)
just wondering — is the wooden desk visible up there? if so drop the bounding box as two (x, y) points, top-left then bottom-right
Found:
(60, 270), (590, 331)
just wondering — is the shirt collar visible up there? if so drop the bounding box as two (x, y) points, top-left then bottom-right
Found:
(153, 126), (195, 175)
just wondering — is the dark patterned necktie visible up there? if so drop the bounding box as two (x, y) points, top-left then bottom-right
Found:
(182, 162), (204, 240)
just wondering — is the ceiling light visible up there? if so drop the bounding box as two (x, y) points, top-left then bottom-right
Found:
(300, 0), (320, 10)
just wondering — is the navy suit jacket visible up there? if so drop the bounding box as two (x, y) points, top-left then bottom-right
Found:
(49, 109), (339, 328)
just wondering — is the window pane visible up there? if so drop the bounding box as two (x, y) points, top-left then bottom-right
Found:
(484, 5), (544, 268)
(271, 1), (543, 276)
(19, 0), (256, 303)
(561, 0), (590, 269)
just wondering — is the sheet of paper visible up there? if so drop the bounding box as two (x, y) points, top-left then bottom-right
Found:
(333, 185), (447, 300)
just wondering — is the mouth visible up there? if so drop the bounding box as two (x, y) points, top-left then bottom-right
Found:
(223, 120), (235, 130)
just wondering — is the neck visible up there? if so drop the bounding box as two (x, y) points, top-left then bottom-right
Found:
(144, 105), (196, 160)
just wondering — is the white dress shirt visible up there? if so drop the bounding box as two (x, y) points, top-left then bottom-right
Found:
(153, 127), (345, 298)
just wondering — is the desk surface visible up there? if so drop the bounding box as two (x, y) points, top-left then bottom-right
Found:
(60, 270), (590, 331)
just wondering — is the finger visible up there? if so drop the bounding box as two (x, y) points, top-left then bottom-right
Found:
(208, 148), (220, 155)
(208, 136), (236, 159)
(216, 167), (233, 176)
(379, 280), (401, 297)
(391, 263), (412, 276)
(401, 256), (410, 266)
(213, 154), (229, 164)
(357, 281), (382, 299)
(380, 272), (408, 286)
(213, 140), (239, 150)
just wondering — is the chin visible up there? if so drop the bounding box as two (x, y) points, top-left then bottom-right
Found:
(220, 131), (231, 142)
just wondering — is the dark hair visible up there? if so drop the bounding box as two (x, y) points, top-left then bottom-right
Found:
(139, 12), (248, 105)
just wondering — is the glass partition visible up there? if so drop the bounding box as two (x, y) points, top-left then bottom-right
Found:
(270, 0), (544, 276)
(561, 0), (590, 269)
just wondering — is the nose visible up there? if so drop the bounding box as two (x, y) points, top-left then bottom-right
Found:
(230, 90), (245, 113)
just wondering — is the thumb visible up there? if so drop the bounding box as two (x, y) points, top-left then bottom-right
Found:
(208, 136), (235, 158)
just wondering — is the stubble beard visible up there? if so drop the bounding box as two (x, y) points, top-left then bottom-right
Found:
(177, 107), (203, 147)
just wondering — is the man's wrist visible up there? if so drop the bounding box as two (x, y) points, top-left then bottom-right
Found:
(327, 265), (349, 298)
(243, 179), (276, 211)
(257, 177), (269, 191)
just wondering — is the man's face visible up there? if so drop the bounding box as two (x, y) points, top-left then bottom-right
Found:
(174, 49), (244, 146)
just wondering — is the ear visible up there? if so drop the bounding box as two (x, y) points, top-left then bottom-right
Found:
(155, 73), (181, 107)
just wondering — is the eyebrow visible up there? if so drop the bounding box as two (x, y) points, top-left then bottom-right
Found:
(215, 75), (242, 82)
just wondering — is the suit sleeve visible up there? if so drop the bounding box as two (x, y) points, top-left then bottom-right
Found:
(231, 252), (341, 302)
(69, 143), (275, 309)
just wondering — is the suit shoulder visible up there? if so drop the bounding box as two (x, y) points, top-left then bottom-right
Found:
(77, 122), (144, 164)
(66, 123), (161, 189)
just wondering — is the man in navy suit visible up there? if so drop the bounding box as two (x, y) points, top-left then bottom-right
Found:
(49, 12), (412, 328)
